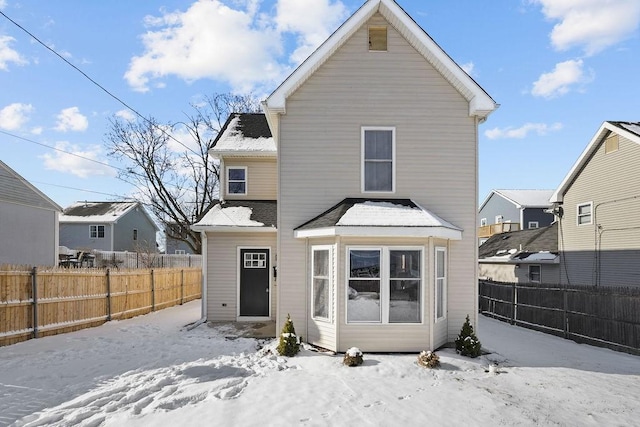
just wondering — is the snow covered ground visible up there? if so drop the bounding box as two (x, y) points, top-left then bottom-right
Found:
(1, 300), (639, 426)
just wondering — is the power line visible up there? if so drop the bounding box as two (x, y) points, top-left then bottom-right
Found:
(0, 9), (200, 157)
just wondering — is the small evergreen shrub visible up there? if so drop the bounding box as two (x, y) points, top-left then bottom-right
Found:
(455, 315), (482, 358)
(277, 314), (300, 357)
(343, 347), (363, 367)
(417, 350), (440, 368)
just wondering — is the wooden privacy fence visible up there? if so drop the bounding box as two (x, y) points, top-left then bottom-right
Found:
(479, 280), (640, 355)
(0, 265), (201, 347)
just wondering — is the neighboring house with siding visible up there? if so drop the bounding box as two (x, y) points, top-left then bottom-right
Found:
(60, 201), (158, 252)
(550, 121), (640, 287)
(478, 189), (555, 245)
(479, 223), (559, 284)
(0, 160), (62, 266)
(193, 0), (497, 352)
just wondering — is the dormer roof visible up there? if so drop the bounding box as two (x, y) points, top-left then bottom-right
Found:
(210, 113), (276, 158)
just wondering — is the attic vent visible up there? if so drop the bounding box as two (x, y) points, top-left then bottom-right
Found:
(368, 26), (387, 51)
(605, 134), (619, 154)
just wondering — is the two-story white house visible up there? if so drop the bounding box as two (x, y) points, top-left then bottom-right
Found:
(193, 0), (497, 352)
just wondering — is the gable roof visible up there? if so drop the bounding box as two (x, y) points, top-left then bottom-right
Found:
(60, 201), (159, 230)
(551, 121), (640, 203)
(0, 160), (62, 211)
(264, 0), (496, 122)
(294, 198), (462, 239)
(479, 222), (558, 264)
(479, 189), (555, 211)
(210, 113), (275, 157)
(191, 200), (277, 232)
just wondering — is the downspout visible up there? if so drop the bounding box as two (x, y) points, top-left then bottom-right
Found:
(188, 231), (208, 329)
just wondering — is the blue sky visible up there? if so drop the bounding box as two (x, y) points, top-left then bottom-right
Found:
(1, 0), (639, 210)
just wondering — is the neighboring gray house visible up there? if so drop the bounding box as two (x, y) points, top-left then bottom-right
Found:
(478, 189), (555, 245)
(194, 0), (497, 353)
(60, 201), (158, 252)
(479, 223), (559, 284)
(551, 121), (640, 286)
(0, 160), (62, 266)
(165, 223), (195, 254)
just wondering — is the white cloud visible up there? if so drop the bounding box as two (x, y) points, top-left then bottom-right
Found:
(484, 122), (563, 140)
(54, 107), (89, 132)
(115, 109), (136, 122)
(275, 0), (348, 64)
(31, 126), (43, 135)
(531, 59), (592, 98)
(0, 103), (33, 130)
(0, 35), (28, 71)
(460, 61), (475, 76)
(40, 141), (115, 178)
(534, 0), (640, 55)
(124, 0), (347, 93)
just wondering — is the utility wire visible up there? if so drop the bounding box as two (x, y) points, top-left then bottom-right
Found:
(0, 9), (200, 157)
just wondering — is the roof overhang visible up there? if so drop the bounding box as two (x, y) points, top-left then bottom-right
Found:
(264, 0), (496, 124)
(191, 225), (276, 233)
(295, 225), (462, 240)
(208, 150), (277, 159)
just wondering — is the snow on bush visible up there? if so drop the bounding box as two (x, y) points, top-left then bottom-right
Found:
(417, 350), (440, 368)
(343, 347), (363, 367)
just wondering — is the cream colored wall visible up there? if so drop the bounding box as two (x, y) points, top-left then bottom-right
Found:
(277, 14), (479, 349)
(206, 231), (276, 321)
(224, 158), (277, 200)
(560, 133), (640, 285)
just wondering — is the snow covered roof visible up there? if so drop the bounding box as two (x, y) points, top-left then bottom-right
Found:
(60, 201), (158, 230)
(479, 223), (558, 264)
(551, 121), (640, 203)
(264, 0), (496, 122)
(295, 198), (462, 239)
(479, 189), (554, 211)
(191, 200), (277, 232)
(210, 113), (276, 157)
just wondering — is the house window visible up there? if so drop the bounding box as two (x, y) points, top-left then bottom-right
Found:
(227, 166), (247, 195)
(529, 265), (541, 283)
(368, 26), (387, 51)
(577, 202), (592, 225)
(528, 221), (539, 229)
(133, 229), (138, 241)
(435, 247), (447, 321)
(480, 218), (487, 227)
(362, 127), (395, 193)
(90, 225), (105, 239)
(175, 250), (186, 255)
(495, 215), (503, 224)
(347, 247), (422, 324)
(605, 134), (619, 154)
(312, 246), (332, 321)
(244, 252), (266, 268)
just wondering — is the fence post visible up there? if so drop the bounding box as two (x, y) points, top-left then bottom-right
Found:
(181, 269), (184, 305)
(31, 266), (39, 339)
(511, 282), (517, 325)
(106, 268), (112, 321)
(151, 269), (155, 311)
(563, 287), (568, 338)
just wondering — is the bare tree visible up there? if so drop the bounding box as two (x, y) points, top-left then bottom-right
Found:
(105, 93), (261, 254)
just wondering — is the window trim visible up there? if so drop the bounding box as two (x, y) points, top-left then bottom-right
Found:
(528, 221), (539, 229)
(361, 126), (396, 194)
(435, 246), (447, 322)
(226, 166), (248, 196)
(368, 25), (388, 52)
(133, 228), (138, 241)
(175, 250), (186, 255)
(311, 245), (333, 323)
(90, 225), (105, 239)
(495, 215), (503, 224)
(480, 218), (487, 227)
(577, 202), (593, 226)
(529, 264), (541, 283)
(346, 245), (423, 325)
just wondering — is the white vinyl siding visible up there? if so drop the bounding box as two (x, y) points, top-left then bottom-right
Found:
(224, 159), (277, 200)
(277, 13), (478, 350)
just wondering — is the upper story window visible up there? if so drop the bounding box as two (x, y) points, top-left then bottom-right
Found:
(90, 225), (105, 239)
(362, 127), (395, 193)
(133, 229), (138, 241)
(480, 218), (487, 227)
(368, 26), (387, 51)
(495, 215), (503, 224)
(528, 221), (539, 229)
(227, 166), (247, 195)
(577, 202), (592, 225)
